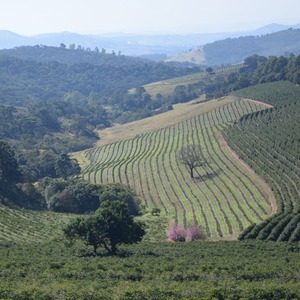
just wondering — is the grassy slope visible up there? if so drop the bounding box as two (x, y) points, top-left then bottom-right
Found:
(129, 65), (242, 98)
(166, 47), (206, 65)
(74, 96), (275, 240)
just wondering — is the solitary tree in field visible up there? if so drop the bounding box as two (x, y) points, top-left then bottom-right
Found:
(64, 200), (145, 255)
(179, 144), (206, 178)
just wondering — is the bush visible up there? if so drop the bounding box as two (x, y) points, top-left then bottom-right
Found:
(166, 224), (186, 242)
(186, 226), (206, 241)
(166, 223), (205, 242)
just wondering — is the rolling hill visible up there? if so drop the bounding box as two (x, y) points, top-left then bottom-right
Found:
(168, 28), (300, 66)
(74, 96), (275, 240)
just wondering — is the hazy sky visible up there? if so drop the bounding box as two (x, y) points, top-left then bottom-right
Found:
(1, 0), (300, 35)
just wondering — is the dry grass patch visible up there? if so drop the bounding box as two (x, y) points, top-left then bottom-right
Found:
(95, 96), (236, 147)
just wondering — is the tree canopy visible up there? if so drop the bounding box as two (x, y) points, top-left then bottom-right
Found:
(0, 140), (22, 199)
(63, 200), (145, 254)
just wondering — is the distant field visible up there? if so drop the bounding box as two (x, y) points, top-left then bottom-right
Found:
(76, 97), (275, 240)
(131, 65), (242, 98)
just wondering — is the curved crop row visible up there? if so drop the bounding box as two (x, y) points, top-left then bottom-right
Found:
(224, 94), (300, 241)
(80, 98), (273, 239)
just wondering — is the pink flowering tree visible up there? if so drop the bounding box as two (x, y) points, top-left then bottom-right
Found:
(167, 223), (205, 242)
(166, 224), (186, 242)
(186, 226), (205, 241)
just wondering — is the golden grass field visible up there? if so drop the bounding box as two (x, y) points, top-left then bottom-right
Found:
(96, 96), (235, 146)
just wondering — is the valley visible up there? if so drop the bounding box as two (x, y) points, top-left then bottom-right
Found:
(0, 29), (300, 299)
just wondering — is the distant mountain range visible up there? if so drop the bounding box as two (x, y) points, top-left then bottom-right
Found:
(1, 23), (300, 58)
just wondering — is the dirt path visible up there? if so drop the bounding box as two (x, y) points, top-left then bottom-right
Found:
(219, 132), (277, 215)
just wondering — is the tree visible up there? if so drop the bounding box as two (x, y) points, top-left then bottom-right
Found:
(178, 145), (206, 178)
(64, 200), (145, 254)
(0, 140), (22, 198)
(55, 154), (80, 179)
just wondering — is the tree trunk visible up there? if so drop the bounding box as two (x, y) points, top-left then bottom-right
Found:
(93, 244), (98, 255)
(190, 167), (194, 178)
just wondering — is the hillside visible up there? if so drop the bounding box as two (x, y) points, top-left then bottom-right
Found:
(0, 47), (201, 180)
(168, 28), (300, 66)
(75, 96), (275, 240)
(224, 81), (300, 242)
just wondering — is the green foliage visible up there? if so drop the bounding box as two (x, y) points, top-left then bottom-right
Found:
(0, 140), (45, 209)
(0, 240), (299, 299)
(225, 81), (300, 241)
(0, 46), (201, 177)
(38, 179), (141, 215)
(203, 54), (300, 99)
(64, 200), (145, 254)
(0, 140), (22, 195)
(232, 81), (300, 106)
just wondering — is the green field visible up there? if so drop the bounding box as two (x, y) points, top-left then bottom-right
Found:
(136, 65), (242, 97)
(224, 81), (300, 242)
(78, 97), (275, 240)
(0, 238), (299, 299)
(0, 205), (73, 243)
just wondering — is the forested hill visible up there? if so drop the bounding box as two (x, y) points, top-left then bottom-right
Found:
(0, 45), (148, 66)
(0, 49), (199, 106)
(203, 28), (300, 66)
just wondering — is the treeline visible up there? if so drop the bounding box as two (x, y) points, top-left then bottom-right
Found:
(0, 139), (140, 212)
(201, 53), (300, 99)
(203, 28), (300, 65)
(0, 44), (147, 66)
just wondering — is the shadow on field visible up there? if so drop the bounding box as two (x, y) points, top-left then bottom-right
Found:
(194, 170), (219, 182)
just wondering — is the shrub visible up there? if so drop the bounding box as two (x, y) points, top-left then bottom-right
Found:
(166, 224), (186, 242)
(186, 226), (205, 241)
(166, 224), (205, 242)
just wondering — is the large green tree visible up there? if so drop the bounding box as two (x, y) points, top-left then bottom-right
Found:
(64, 200), (145, 254)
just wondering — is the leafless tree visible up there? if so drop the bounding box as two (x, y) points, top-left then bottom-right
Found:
(179, 144), (206, 178)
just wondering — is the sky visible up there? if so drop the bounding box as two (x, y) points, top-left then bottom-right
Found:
(1, 0), (300, 36)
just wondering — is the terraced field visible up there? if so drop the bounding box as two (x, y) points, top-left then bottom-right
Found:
(77, 97), (275, 240)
